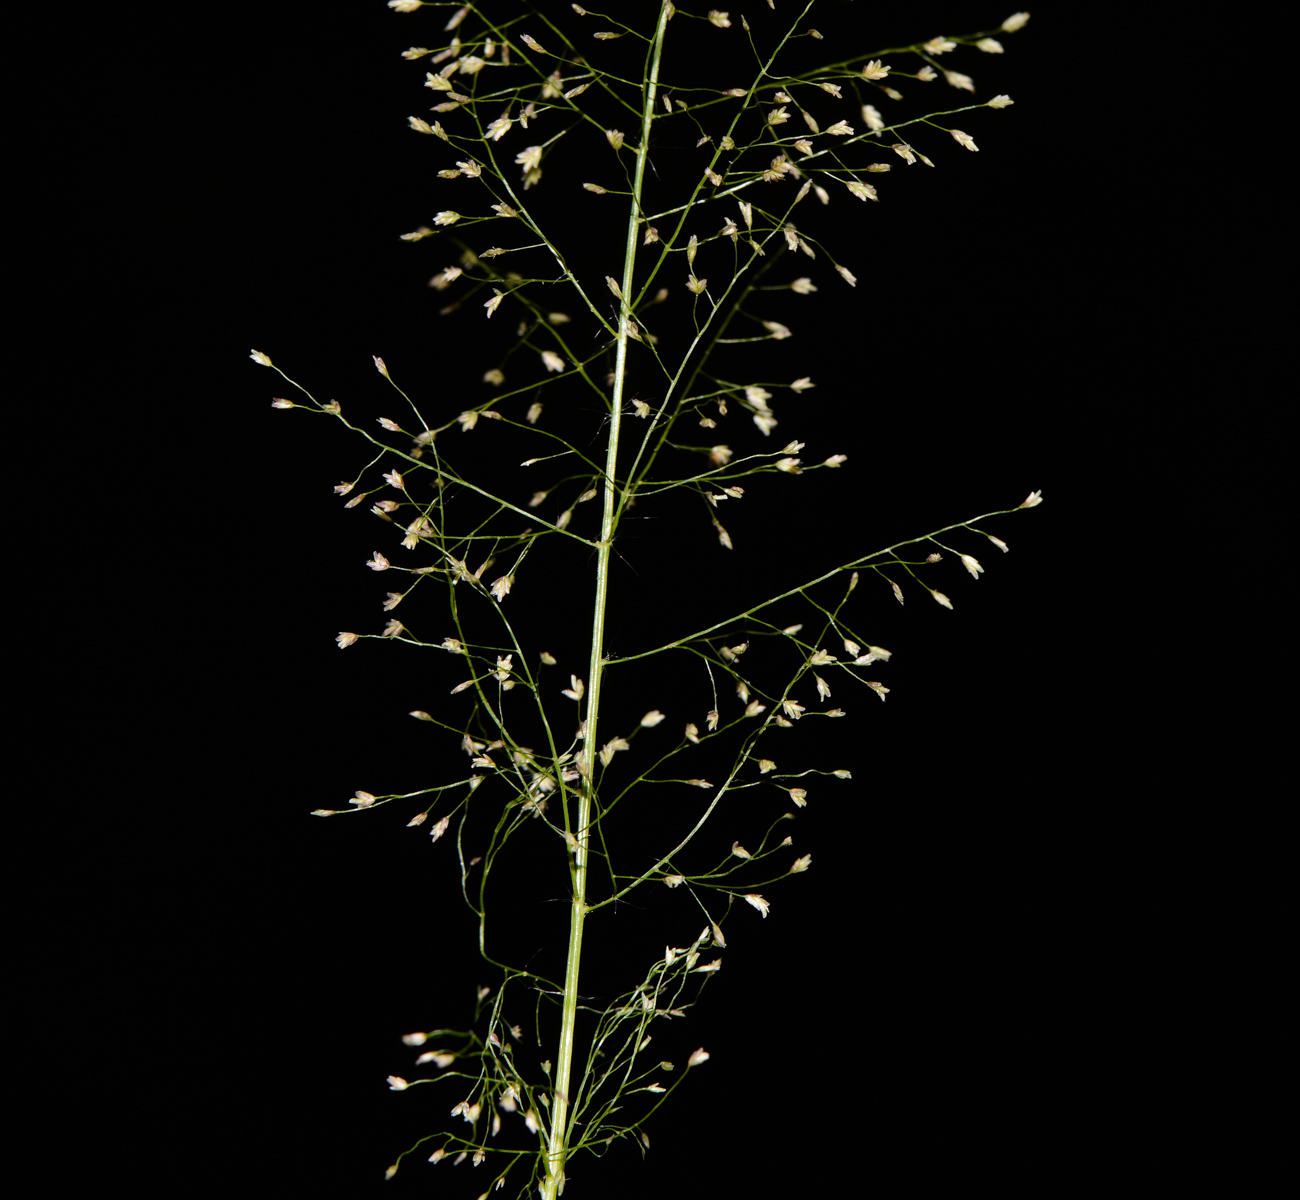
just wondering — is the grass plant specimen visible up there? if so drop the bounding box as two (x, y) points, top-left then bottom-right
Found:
(255, 4), (1038, 1194)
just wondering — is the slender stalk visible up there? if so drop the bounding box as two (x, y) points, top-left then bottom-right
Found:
(540, 6), (672, 1196)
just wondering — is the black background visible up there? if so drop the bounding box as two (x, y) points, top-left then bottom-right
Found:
(134, 2), (1275, 1196)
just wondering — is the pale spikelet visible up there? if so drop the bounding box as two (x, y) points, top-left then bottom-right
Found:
(867, 681), (890, 701)
(836, 264), (858, 287)
(599, 738), (630, 766)
(416, 1050), (456, 1068)
(743, 894), (770, 918)
(641, 710), (666, 727)
(490, 575), (514, 601)
(789, 855), (812, 873)
(562, 675), (585, 701)
(336, 632), (358, 649)
(923, 36), (956, 54)
(541, 350), (565, 373)
(789, 788), (808, 807)
(731, 841), (751, 859)
(707, 10), (730, 27)
(951, 129), (979, 151)
(988, 94), (1014, 108)
(930, 590), (953, 610)
(520, 34), (546, 53)
(1019, 490), (1043, 508)
(862, 104), (884, 131)
(712, 517), (733, 550)
(1002, 12), (1031, 33)
(862, 59), (890, 81)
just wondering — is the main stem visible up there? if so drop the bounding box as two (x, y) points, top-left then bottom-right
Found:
(540, 7), (671, 1197)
